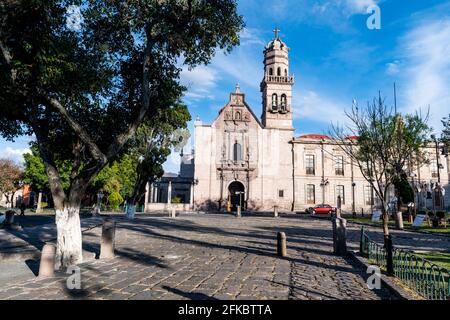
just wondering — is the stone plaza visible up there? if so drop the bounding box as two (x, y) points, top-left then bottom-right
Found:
(1, 212), (447, 300)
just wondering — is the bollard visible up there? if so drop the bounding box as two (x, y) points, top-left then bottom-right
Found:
(3, 210), (15, 226)
(171, 208), (177, 218)
(236, 205), (241, 218)
(332, 218), (347, 256)
(38, 243), (56, 278)
(274, 206), (278, 218)
(385, 235), (394, 275)
(100, 218), (116, 259)
(395, 211), (404, 230)
(277, 232), (287, 257)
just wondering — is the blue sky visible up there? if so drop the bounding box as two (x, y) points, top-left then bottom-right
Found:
(2, 0), (450, 174)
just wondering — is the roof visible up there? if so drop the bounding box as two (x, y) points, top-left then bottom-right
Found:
(299, 134), (330, 140)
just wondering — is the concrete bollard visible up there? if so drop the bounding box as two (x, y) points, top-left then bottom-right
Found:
(3, 210), (15, 226)
(274, 206), (279, 218)
(38, 243), (56, 278)
(236, 206), (241, 218)
(395, 211), (404, 230)
(100, 218), (116, 259)
(332, 218), (347, 256)
(277, 232), (287, 257)
(171, 208), (177, 218)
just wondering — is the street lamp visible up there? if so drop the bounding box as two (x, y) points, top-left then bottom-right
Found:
(320, 178), (329, 204)
(431, 134), (441, 184)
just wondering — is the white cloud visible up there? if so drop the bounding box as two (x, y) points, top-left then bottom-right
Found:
(294, 89), (350, 126)
(180, 65), (219, 101)
(2, 147), (30, 164)
(386, 61), (400, 75)
(343, 0), (380, 15)
(399, 19), (450, 131)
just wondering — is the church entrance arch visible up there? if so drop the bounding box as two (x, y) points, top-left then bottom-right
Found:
(227, 181), (245, 212)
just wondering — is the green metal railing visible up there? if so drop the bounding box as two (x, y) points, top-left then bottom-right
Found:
(360, 227), (450, 300)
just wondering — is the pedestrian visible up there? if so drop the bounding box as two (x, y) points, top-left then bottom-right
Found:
(19, 202), (26, 216)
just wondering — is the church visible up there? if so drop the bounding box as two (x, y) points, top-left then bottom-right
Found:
(145, 32), (450, 214)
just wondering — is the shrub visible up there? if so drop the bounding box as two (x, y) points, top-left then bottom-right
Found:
(171, 196), (182, 204)
(40, 202), (48, 209)
(108, 192), (124, 210)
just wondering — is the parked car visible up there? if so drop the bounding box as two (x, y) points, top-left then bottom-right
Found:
(311, 204), (336, 215)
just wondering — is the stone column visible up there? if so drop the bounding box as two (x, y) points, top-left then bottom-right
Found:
(38, 243), (56, 278)
(167, 181), (172, 204)
(100, 218), (116, 259)
(332, 217), (347, 256)
(144, 182), (150, 212)
(190, 183), (194, 208)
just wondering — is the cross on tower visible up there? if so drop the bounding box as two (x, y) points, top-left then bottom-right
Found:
(273, 28), (280, 39)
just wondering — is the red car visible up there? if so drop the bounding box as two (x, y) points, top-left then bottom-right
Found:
(311, 204), (336, 215)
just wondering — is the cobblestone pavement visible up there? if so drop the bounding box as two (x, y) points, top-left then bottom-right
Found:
(0, 213), (404, 300)
(2, 213), (446, 301)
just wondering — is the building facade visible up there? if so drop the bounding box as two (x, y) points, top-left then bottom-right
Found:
(146, 33), (450, 213)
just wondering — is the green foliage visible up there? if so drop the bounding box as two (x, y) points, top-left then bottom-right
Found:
(23, 144), (71, 192)
(91, 154), (137, 198)
(107, 192), (123, 210)
(40, 202), (48, 209)
(171, 196), (182, 204)
(393, 171), (415, 204)
(442, 114), (450, 156)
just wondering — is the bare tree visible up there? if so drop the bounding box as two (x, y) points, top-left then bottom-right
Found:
(329, 95), (430, 243)
(0, 159), (23, 208)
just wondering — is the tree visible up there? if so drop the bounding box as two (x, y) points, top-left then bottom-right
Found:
(442, 114), (450, 156)
(126, 103), (191, 217)
(23, 144), (72, 210)
(0, 0), (244, 268)
(0, 159), (23, 208)
(330, 95), (430, 245)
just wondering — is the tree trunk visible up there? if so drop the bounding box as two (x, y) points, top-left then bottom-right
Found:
(55, 205), (83, 270)
(36, 192), (43, 213)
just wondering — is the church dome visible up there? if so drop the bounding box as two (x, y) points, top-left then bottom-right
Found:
(265, 37), (288, 51)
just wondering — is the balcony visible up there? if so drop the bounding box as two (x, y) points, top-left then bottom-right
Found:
(263, 75), (294, 84)
(335, 169), (344, 176)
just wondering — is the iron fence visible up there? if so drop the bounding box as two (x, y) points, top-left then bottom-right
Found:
(360, 226), (450, 300)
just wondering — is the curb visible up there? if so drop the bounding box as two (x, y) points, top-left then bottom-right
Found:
(348, 250), (424, 300)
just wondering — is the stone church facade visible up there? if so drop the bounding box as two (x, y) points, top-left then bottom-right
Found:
(146, 33), (450, 213)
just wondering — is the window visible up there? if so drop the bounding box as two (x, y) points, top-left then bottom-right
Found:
(277, 67), (281, 76)
(280, 94), (287, 111)
(272, 94), (278, 110)
(284, 69), (288, 77)
(278, 190), (284, 198)
(233, 143), (242, 161)
(235, 111), (241, 120)
(335, 155), (344, 176)
(364, 186), (374, 205)
(269, 68), (273, 76)
(306, 184), (315, 204)
(336, 185), (345, 204)
(305, 154), (315, 175)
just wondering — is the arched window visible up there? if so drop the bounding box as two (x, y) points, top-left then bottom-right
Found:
(272, 94), (278, 110)
(235, 111), (241, 120)
(280, 94), (287, 111)
(277, 67), (281, 76)
(284, 69), (288, 77)
(269, 68), (273, 76)
(233, 142), (242, 161)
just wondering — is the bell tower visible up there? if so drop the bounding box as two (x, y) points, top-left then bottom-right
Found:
(260, 29), (294, 130)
